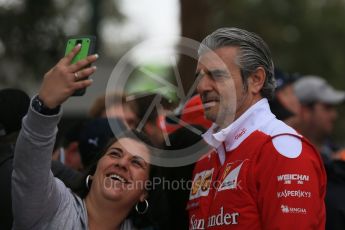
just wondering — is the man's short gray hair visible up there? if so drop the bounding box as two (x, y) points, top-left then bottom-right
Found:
(198, 27), (276, 100)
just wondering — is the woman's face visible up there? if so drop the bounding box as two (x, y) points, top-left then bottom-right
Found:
(90, 137), (150, 207)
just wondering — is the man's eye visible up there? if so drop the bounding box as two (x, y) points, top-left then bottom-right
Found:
(211, 74), (222, 79)
(211, 72), (227, 79)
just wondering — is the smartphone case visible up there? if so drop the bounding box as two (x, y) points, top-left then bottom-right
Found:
(65, 35), (96, 96)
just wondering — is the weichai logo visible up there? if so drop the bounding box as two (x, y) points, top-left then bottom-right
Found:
(277, 174), (310, 185)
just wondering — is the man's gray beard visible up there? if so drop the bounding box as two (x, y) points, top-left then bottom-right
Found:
(214, 107), (236, 129)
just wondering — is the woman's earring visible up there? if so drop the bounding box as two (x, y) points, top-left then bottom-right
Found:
(135, 199), (149, 214)
(86, 175), (91, 190)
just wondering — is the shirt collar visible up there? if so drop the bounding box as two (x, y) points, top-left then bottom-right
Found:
(202, 98), (276, 151)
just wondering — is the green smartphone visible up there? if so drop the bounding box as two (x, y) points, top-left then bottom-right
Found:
(65, 35), (96, 96)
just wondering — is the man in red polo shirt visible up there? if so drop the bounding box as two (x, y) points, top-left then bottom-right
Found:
(187, 27), (326, 229)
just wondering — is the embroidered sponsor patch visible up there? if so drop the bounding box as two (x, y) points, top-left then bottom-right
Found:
(277, 189), (311, 198)
(207, 207), (239, 227)
(218, 160), (246, 191)
(190, 168), (214, 200)
(281, 204), (307, 214)
(277, 174), (309, 185)
(190, 207), (240, 229)
(234, 128), (247, 140)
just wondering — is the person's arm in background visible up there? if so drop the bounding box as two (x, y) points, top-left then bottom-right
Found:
(251, 135), (327, 230)
(12, 44), (98, 229)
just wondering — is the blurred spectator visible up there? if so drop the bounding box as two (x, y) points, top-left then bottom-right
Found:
(52, 122), (84, 171)
(335, 149), (345, 161)
(159, 94), (212, 134)
(162, 125), (209, 230)
(0, 88), (30, 230)
(89, 92), (139, 129)
(134, 93), (167, 147)
(324, 159), (345, 230)
(294, 76), (345, 230)
(136, 93), (212, 147)
(50, 122), (84, 190)
(78, 117), (127, 169)
(153, 95), (211, 230)
(269, 69), (301, 126)
(294, 75), (345, 162)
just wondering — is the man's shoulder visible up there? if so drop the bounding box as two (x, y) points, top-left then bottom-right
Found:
(259, 117), (299, 137)
(252, 119), (325, 179)
(258, 118), (305, 159)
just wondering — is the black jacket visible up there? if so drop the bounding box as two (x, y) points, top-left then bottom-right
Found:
(0, 143), (15, 230)
(325, 160), (345, 230)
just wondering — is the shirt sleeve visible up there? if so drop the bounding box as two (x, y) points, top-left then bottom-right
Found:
(251, 135), (327, 230)
(11, 102), (66, 229)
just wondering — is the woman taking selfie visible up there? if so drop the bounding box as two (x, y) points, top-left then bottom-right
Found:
(12, 44), (153, 229)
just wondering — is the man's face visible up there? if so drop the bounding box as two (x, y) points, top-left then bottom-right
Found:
(104, 104), (139, 129)
(304, 102), (338, 137)
(196, 46), (252, 128)
(276, 84), (301, 115)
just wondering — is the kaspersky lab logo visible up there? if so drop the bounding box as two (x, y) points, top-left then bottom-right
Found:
(105, 36), (236, 167)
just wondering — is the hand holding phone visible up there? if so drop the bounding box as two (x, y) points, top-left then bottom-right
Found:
(38, 44), (98, 109)
(65, 36), (96, 96)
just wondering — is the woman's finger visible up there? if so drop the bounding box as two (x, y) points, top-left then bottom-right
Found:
(60, 44), (82, 65)
(73, 66), (97, 81)
(68, 54), (99, 73)
(72, 78), (94, 91)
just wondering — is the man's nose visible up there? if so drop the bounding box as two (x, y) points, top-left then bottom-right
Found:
(197, 74), (213, 94)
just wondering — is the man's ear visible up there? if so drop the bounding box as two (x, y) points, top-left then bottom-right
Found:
(248, 67), (266, 94)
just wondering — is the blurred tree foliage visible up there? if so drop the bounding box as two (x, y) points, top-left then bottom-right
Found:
(0, 0), (122, 88)
(206, 0), (345, 88)
(178, 0), (210, 93)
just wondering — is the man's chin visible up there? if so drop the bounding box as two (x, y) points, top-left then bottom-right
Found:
(214, 113), (236, 129)
(204, 108), (236, 128)
(204, 112), (217, 123)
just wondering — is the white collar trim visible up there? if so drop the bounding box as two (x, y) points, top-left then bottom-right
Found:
(202, 98), (276, 152)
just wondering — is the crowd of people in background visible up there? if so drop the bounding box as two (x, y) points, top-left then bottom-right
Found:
(0, 27), (345, 230)
(271, 72), (345, 230)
